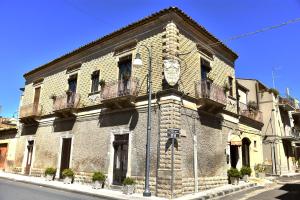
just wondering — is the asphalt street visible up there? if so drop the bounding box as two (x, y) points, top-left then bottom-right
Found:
(0, 178), (106, 200)
(220, 175), (300, 200)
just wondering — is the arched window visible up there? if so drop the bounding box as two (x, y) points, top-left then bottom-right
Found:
(242, 138), (251, 167)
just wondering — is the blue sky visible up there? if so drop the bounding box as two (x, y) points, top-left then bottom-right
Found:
(0, 0), (300, 117)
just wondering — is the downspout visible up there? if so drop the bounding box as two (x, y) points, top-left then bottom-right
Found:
(193, 115), (198, 193)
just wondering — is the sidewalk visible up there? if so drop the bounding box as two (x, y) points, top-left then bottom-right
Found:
(0, 172), (259, 200)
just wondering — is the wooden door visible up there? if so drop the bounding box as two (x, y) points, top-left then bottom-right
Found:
(113, 134), (128, 185)
(25, 141), (34, 175)
(0, 143), (8, 169)
(33, 87), (41, 113)
(60, 138), (72, 178)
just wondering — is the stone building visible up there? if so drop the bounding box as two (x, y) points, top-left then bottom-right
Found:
(237, 78), (300, 175)
(0, 117), (18, 171)
(233, 80), (264, 175)
(15, 7), (242, 198)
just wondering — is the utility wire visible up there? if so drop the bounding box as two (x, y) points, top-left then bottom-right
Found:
(208, 17), (300, 48)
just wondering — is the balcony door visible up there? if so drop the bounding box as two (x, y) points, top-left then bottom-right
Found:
(118, 57), (132, 96)
(33, 87), (41, 114)
(113, 134), (129, 185)
(67, 75), (77, 105)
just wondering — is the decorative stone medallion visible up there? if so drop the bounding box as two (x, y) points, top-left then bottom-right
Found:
(163, 59), (180, 86)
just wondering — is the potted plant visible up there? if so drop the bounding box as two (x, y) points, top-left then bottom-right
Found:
(122, 177), (135, 195)
(268, 88), (279, 98)
(44, 167), (56, 181)
(123, 72), (131, 81)
(254, 164), (266, 178)
(247, 101), (258, 111)
(224, 81), (230, 92)
(240, 166), (252, 182)
(99, 79), (106, 88)
(92, 171), (106, 189)
(227, 168), (240, 185)
(65, 90), (73, 95)
(62, 168), (74, 184)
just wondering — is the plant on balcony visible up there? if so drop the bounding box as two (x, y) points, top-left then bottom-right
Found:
(224, 81), (230, 92)
(123, 72), (131, 81)
(49, 94), (57, 100)
(92, 171), (106, 189)
(240, 166), (252, 182)
(99, 79), (106, 88)
(44, 167), (56, 181)
(65, 90), (73, 95)
(122, 177), (136, 195)
(268, 88), (279, 98)
(227, 168), (240, 185)
(247, 101), (258, 111)
(62, 168), (74, 184)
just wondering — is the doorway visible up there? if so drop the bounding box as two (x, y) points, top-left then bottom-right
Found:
(113, 134), (129, 185)
(0, 143), (8, 169)
(230, 145), (239, 168)
(25, 140), (34, 175)
(242, 138), (251, 167)
(60, 138), (72, 178)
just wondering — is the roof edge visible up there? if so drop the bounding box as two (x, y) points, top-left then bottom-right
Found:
(24, 6), (238, 78)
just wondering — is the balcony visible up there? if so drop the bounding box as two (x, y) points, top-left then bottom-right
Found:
(19, 103), (42, 124)
(101, 78), (139, 109)
(195, 80), (227, 112)
(278, 97), (295, 111)
(238, 102), (263, 123)
(282, 129), (300, 141)
(53, 92), (80, 117)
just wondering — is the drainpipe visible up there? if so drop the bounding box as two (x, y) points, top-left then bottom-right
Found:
(193, 116), (198, 193)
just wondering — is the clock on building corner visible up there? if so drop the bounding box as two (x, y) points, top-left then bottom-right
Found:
(163, 59), (180, 86)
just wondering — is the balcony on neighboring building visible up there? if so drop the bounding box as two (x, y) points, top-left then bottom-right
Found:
(195, 80), (227, 112)
(53, 92), (80, 117)
(278, 97), (295, 111)
(282, 128), (300, 141)
(238, 102), (263, 123)
(101, 77), (139, 109)
(19, 103), (42, 124)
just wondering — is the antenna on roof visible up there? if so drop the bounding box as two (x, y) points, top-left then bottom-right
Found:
(286, 88), (290, 97)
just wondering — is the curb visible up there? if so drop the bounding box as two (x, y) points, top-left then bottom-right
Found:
(181, 183), (259, 200)
(0, 176), (126, 200)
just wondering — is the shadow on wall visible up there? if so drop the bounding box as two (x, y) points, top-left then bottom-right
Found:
(53, 117), (76, 132)
(98, 109), (139, 130)
(21, 124), (38, 136)
(198, 111), (223, 130)
(277, 183), (300, 200)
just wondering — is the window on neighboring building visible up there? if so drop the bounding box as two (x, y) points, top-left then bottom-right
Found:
(91, 70), (100, 93)
(228, 76), (233, 96)
(201, 58), (211, 81)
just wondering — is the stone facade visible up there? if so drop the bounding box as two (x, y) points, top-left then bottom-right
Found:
(15, 7), (242, 198)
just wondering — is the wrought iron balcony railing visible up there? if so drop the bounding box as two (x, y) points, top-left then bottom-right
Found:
(239, 102), (263, 122)
(279, 97), (295, 111)
(195, 80), (227, 106)
(101, 78), (139, 101)
(19, 103), (42, 119)
(53, 92), (80, 112)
